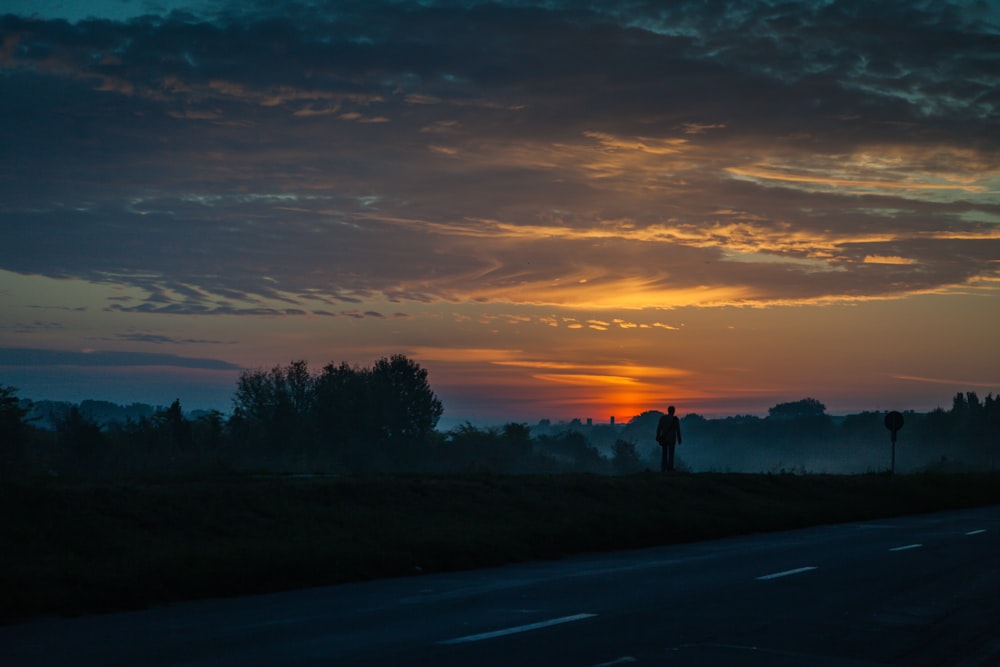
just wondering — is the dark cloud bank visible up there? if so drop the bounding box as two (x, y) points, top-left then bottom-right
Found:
(1, 0), (998, 311)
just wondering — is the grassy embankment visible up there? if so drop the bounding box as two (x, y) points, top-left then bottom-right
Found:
(3, 471), (1000, 624)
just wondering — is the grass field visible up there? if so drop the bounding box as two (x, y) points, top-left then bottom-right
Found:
(3, 471), (1000, 624)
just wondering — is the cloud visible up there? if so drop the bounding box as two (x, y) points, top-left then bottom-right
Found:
(0, 347), (240, 370)
(492, 359), (691, 378)
(863, 255), (914, 266)
(0, 1), (998, 314)
(894, 375), (999, 389)
(4, 320), (66, 334)
(111, 333), (232, 344)
(106, 302), (312, 317)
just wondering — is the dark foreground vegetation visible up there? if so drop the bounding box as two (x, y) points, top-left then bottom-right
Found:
(2, 357), (998, 624)
(3, 471), (1000, 624)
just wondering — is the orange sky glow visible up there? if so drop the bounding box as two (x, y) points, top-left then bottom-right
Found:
(1, 1), (998, 425)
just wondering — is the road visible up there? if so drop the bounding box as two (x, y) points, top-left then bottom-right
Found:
(3, 505), (1000, 666)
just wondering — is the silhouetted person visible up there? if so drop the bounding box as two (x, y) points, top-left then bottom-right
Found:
(655, 406), (682, 472)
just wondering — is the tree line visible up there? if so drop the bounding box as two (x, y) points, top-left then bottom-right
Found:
(1, 362), (998, 479)
(0, 355), (636, 478)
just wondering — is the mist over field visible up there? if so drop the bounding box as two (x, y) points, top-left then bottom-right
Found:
(3, 359), (996, 479)
(537, 396), (996, 476)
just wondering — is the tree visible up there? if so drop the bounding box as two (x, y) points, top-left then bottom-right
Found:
(0, 385), (32, 473)
(611, 438), (643, 474)
(232, 355), (443, 470)
(438, 422), (537, 473)
(192, 409), (226, 449)
(155, 399), (193, 448)
(0, 385), (29, 445)
(442, 421), (487, 467)
(56, 406), (104, 469)
(623, 410), (664, 443)
(284, 360), (315, 419)
(501, 422), (533, 460)
(313, 361), (372, 448)
(768, 398), (827, 420)
(233, 361), (315, 449)
(535, 430), (606, 472)
(369, 354), (443, 445)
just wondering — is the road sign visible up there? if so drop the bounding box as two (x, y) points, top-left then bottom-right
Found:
(884, 411), (904, 474)
(884, 411), (904, 434)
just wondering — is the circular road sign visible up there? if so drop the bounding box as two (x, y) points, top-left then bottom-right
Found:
(884, 411), (904, 432)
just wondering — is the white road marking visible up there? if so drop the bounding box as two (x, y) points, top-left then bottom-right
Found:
(438, 613), (597, 645)
(889, 544), (923, 552)
(966, 529), (987, 536)
(592, 657), (637, 666)
(756, 566), (817, 580)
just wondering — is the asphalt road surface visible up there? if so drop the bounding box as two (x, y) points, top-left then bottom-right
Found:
(3, 505), (1000, 666)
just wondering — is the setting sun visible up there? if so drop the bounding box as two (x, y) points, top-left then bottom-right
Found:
(0, 0), (997, 424)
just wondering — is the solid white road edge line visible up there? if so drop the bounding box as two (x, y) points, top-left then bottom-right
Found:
(438, 613), (598, 645)
(756, 566), (817, 580)
(889, 544), (923, 552)
(965, 529), (987, 535)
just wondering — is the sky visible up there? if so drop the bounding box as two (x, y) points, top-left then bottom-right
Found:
(1, 0), (999, 425)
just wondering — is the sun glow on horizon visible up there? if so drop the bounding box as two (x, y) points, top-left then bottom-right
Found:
(2, 2), (998, 428)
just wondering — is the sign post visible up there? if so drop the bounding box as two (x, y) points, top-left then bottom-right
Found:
(884, 411), (904, 475)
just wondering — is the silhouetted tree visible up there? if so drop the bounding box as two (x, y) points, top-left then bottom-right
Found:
(284, 360), (315, 420)
(192, 409), (226, 449)
(369, 354), (443, 447)
(0, 385), (32, 473)
(611, 439), (643, 474)
(473, 422), (537, 472)
(984, 394), (1000, 467)
(623, 410), (664, 441)
(441, 422), (514, 472)
(768, 398), (826, 419)
(313, 361), (372, 452)
(441, 422), (488, 470)
(231, 355), (442, 470)
(535, 431), (606, 472)
(155, 399), (193, 448)
(951, 391), (972, 426)
(56, 406), (104, 471)
(922, 407), (951, 445)
(0, 385), (29, 443)
(233, 361), (315, 450)
(501, 423), (533, 459)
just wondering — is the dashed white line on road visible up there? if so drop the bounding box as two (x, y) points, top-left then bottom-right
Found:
(889, 544), (923, 552)
(756, 566), (817, 580)
(966, 529), (987, 536)
(591, 657), (637, 666)
(438, 613), (597, 645)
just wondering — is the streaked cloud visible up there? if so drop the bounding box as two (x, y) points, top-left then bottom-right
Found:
(894, 375), (1000, 389)
(0, 347), (240, 370)
(0, 0), (997, 418)
(112, 333), (232, 345)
